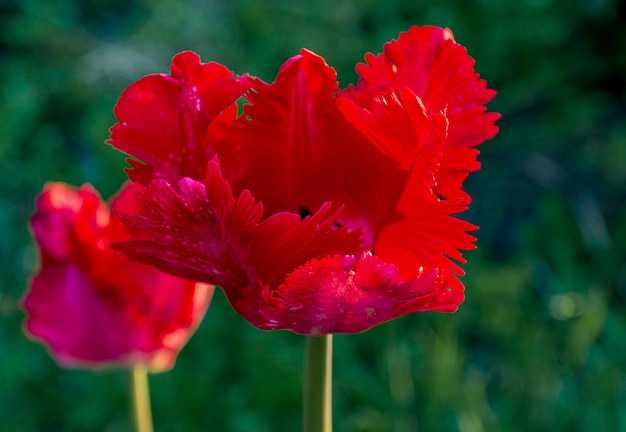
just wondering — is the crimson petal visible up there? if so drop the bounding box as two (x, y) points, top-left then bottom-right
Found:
(108, 51), (251, 186)
(341, 25), (500, 200)
(215, 49), (344, 216)
(260, 252), (463, 335)
(339, 87), (477, 288)
(113, 158), (364, 328)
(217, 50), (424, 249)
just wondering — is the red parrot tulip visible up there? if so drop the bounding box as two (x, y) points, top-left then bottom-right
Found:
(107, 26), (499, 335)
(23, 182), (213, 370)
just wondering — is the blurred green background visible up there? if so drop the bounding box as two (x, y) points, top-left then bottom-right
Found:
(2, 0), (626, 430)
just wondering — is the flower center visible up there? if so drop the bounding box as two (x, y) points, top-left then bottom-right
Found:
(298, 206), (312, 220)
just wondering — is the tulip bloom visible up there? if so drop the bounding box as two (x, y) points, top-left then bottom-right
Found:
(108, 25), (499, 335)
(23, 182), (213, 370)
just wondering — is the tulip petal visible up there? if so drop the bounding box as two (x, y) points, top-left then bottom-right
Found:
(339, 88), (477, 288)
(216, 49), (344, 215)
(24, 257), (211, 370)
(259, 252), (463, 335)
(113, 158), (364, 327)
(109, 51), (251, 186)
(218, 51), (433, 251)
(342, 25), (499, 200)
(216, 49), (401, 234)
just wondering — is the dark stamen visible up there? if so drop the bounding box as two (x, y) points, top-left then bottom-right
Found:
(298, 206), (312, 220)
(299, 205), (343, 228)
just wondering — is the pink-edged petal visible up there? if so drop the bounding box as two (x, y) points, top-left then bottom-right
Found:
(30, 183), (110, 264)
(23, 259), (212, 371)
(107, 262), (213, 372)
(24, 182), (213, 371)
(342, 25), (499, 199)
(108, 51), (251, 186)
(113, 158), (364, 327)
(259, 252), (463, 335)
(25, 262), (139, 366)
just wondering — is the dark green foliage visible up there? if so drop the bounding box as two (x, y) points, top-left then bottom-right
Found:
(1, 0), (625, 430)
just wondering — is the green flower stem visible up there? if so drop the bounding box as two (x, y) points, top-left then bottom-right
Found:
(130, 365), (153, 432)
(303, 335), (333, 432)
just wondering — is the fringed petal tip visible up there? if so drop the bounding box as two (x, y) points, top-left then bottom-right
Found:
(255, 252), (464, 335)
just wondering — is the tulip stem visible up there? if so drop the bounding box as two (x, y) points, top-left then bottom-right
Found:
(130, 365), (153, 432)
(303, 335), (333, 432)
